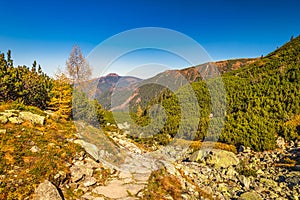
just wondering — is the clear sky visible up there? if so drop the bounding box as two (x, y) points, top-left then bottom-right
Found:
(1, 0), (300, 78)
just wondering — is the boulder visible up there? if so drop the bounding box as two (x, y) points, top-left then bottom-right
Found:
(260, 178), (277, 188)
(0, 129), (6, 134)
(238, 191), (262, 200)
(8, 117), (23, 124)
(0, 116), (8, 124)
(276, 136), (286, 149)
(92, 179), (144, 199)
(19, 111), (45, 125)
(1, 110), (17, 118)
(117, 122), (130, 130)
(285, 172), (300, 189)
(238, 145), (251, 153)
(191, 149), (239, 168)
(205, 150), (240, 168)
(70, 161), (94, 183)
(83, 177), (97, 187)
(74, 139), (100, 161)
(238, 175), (251, 190)
(190, 150), (210, 163)
(32, 180), (63, 200)
(30, 146), (41, 153)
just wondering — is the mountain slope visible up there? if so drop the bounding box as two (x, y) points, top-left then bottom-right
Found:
(94, 73), (142, 109)
(128, 35), (300, 151)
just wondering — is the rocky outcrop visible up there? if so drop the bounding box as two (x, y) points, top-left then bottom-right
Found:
(0, 115), (8, 124)
(190, 149), (239, 168)
(32, 180), (63, 200)
(19, 111), (45, 125)
(0, 110), (45, 125)
(27, 122), (299, 200)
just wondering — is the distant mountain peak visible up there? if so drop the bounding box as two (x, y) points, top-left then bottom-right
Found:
(106, 73), (119, 77)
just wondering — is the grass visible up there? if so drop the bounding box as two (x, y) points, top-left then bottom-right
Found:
(143, 168), (182, 200)
(0, 114), (83, 199)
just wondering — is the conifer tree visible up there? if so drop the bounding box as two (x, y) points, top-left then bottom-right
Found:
(49, 69), (72, 119)
(66, 45), (91, 84)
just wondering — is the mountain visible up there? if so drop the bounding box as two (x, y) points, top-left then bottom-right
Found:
(93, 73), (142, 109)
(96, 58), (258, 111)
(177, 58), (259, 82)
(124, 35), (300, 151)
(94, 36), (300, 151)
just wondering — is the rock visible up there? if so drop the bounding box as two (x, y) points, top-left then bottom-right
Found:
(260, 178), (277, 188)
(81, 192), (105, 200)
(205, 150), (240, 168)
(8, 117), (23, 124)
(83, 177), (97, 187)
(190, 150), (210, 163)
(117, 122), (130, 130)
(285, 172), (300, 189)
(30, 146), (41, 153)
(19, 111), (45, 125)
(276, 137), (286, 149)
(238, 175), (251, 190)
(119, 171), (132, 179)
(32, 180), (63, 200)
(92, 180), (144, 199)
(74, 139), (100, 161)
(256, 169), (264, 176)
(70, 162), (93, 183)
(1, 110), (17, 118)
(0, 129), (6, 134)
(226, 166), (238, 177)
(238, 191), (262, 200)
(70, 165), (84, 182)
(53, 171), (67, 186)
(296, 140), (300, 148)
(238, 145), (251, 153)
(0, 116), (8, 124)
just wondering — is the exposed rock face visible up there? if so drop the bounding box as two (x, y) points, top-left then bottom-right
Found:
(32, 180), (63, 200)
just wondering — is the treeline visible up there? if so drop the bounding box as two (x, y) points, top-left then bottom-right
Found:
(0, 47), (111, 126)
(0, 51), (52, 109)
(129, 35), (300, 151)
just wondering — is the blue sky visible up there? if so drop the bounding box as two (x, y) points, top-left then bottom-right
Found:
(1, 0), (300, 78)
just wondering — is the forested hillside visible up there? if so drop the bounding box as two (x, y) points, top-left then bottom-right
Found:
(130, 36), (300, 151)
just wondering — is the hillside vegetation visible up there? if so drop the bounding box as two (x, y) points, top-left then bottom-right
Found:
(129, 36), (300, 151)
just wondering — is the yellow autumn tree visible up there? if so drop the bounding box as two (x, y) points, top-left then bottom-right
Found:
(49, 69), (72, 119)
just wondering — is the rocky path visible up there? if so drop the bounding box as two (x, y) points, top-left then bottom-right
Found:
(32, 122), (300, 200)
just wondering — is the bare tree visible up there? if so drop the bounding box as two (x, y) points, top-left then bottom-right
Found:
(66, 45), (92, 84)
